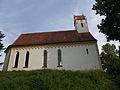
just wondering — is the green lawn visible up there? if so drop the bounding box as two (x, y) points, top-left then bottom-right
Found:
(0, 70), (119, 90)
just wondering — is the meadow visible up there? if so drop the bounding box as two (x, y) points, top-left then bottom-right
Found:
(0, 70), (119, 90)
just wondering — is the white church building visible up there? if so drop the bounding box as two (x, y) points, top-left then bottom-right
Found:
(3, 15), (102, 71)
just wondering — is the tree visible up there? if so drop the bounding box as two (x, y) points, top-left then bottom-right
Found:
(92, 0), (120, 41)
(100, 43), (120, 84)
(100, 43), (119, 70)
(0, 31), (5, 56)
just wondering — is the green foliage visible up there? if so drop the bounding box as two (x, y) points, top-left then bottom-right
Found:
(92, 0), (120, 41)
(0, 31), (5, 50)
(0, 70), (119, 90)
(100, 43), (119, 69)
(100, 43), (120, 85)
(0, 31), (5, 57)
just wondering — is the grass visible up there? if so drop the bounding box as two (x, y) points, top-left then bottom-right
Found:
(0, 70), (119, 90)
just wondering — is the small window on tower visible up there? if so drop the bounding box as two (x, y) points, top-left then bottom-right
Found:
(81, 23), (84, 27)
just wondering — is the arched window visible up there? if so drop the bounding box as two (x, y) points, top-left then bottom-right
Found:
(81, 23), (84, 27)
(14, 51), (19, 68)
(57, 49), (62, 67)
(43, 50), (47, 67)
(24, 51), (29, 67)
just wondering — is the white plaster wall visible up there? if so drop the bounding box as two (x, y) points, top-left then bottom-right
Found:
(7, 43), (101, 71)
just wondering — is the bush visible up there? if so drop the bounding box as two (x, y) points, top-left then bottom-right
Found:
(106, 58), (120, 85)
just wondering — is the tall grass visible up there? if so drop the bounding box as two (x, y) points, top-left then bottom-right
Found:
(0, 70), (119, 90)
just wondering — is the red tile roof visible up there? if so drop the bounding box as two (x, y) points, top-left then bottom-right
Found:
(11, 30), (96, 46)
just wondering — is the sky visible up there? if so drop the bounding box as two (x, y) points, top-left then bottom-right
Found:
(0, 0), (119, 62)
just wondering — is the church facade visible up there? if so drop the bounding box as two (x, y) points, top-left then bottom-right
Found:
(3, 15), (102, 71)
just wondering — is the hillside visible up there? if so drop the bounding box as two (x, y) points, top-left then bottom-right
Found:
(0, 70), (119, 90)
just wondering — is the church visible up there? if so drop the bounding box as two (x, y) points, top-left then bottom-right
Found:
(3, 15), (102, 71)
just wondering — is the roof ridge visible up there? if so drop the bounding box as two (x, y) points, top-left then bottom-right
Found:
(23, 30), (76, 35)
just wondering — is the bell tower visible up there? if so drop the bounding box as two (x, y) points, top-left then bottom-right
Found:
(74, 15), (89, 33)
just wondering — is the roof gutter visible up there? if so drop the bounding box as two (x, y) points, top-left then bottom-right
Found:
(5, 40), (97, 53)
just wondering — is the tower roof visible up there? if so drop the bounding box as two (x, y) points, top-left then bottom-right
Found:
(74, 15), (86, 20)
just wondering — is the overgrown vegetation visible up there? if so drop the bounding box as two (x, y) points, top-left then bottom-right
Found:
(0, 70), (119, 90)
(100, 43), (120, 85)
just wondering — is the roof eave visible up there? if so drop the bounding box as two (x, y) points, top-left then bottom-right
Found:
(5, 40), (97, 52)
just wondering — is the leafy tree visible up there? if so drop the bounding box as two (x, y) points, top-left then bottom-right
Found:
(100, 43), (120, 84)
(100, 43), (119, 70)
(0, 31), (5, 56)
(92, 0), (120, 41)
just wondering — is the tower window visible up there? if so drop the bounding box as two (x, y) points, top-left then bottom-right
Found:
(14, 51), (19, 68)
(86, 49), (89, 54)
(81, 23), (84, 27)
(24, 51), (29, 68)
(57, 49), (62, 67)
(43, 50), (47, 67)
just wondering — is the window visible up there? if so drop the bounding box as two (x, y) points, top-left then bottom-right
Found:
(81, 23), (84, 27)
(57, 49), (62, 67)
(14, 51), (19, 68)
(86, 49), (89, 54)
(24, 51), (29, 68)
(43, 50), (47, 67)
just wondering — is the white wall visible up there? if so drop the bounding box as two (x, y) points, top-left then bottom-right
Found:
(6, 42), (102, 71)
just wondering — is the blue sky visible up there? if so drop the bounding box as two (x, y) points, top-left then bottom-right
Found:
(0, 0), (119, 62)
